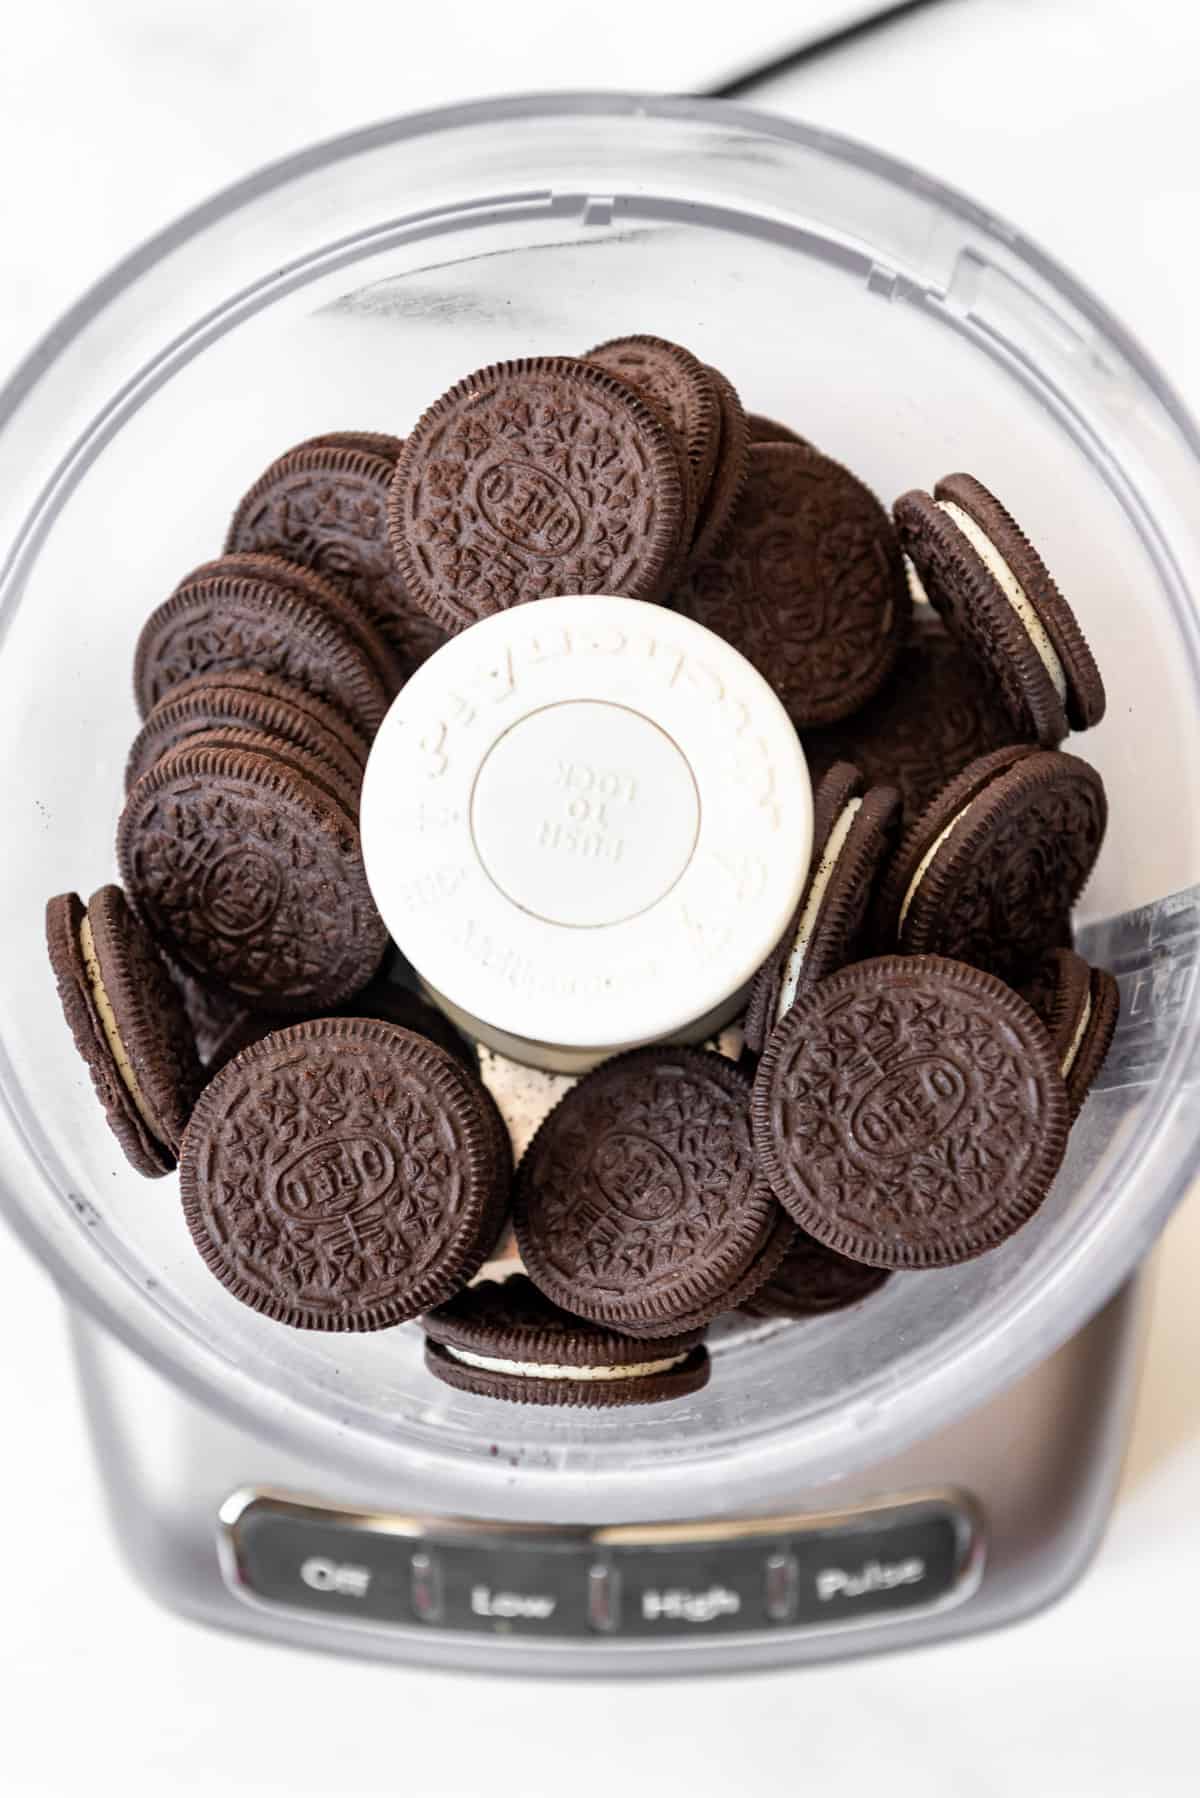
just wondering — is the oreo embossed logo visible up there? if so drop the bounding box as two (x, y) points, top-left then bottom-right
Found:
(850, 1058), (967, 1158)
(271, 1134), (397, 1222)
(202, 846), (283, 936)
(592, 1133), (687, 1222)
(477, 462), (582, 557)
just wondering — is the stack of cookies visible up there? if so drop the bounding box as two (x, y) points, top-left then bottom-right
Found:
(44, 334), (1119, 1409)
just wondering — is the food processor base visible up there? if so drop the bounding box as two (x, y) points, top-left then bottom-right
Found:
(67, 1266), (1148, 1675)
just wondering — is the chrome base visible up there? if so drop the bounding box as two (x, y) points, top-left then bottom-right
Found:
(67, 1266), (1148, 1674)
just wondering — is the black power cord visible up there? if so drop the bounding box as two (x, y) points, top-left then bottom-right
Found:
(701, 0), (951, 98)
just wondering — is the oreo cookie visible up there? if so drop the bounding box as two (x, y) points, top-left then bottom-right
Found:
(746, 414), (812, 448)
(875, 744), (1107, 980)
(514, 1046), (792, 1337)
(179, 1018), (512, 1329)
(740, 1232), (890, 1319)
(688, 363), (751, 561)
(205, 974), (478, 1078)
(743, 762), (901, 1054)
(46, 886), (204, 1176)
(894, 473), (1106, 746)
(675, 443), (908, 727)
(340, 977), (477, 1073)
(126, 670), (369, 794)
(169, 551), (404, 697)
(289, 430), (406, 463)
(803, 611), (1020, 820)
(585, 334), (720, 541)
(423, 1275), (710, 1407)
(1020, 946), (1120, 1120)
(226, 442), (446, 676)
(159, 723), (364, 823)
(134, 568), (392, 736)
(752, 955), (1071, 1268)
(388, 356), (687, 632)
(118, 738), (387, 1011)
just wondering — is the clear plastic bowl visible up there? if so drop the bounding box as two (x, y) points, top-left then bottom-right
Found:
(1, 94), (1198, 1524)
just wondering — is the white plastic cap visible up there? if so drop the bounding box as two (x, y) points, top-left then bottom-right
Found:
(360, 595), (811, 1060)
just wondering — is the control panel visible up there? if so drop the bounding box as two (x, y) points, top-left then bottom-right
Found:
(219, 1490), (981, 1641)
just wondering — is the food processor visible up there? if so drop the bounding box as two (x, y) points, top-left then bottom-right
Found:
(0, 94), (1197, 1675)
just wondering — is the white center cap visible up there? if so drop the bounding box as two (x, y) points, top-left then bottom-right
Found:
(470, 701), (700, 929)
(360, 595), (812, 1055)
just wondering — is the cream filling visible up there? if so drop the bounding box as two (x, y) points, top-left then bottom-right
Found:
(904, 555), (932, 608)
(78, 915), (161, 1138)
(1060, 990), (1093, 1079)
(777, 799), (863, 1022)
(897, 803), (973, 933)
(442, 1345), (688, 1383)
(937, 500), (1067, 705)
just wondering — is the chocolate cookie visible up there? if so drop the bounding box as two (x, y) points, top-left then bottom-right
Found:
(752, 955), (1071, 1268)
(423, 1274), (710, 1407)
(179, 1018), (511, 1329)
(205, 975), (478, 1077)
(675, 443), (908, 727)
(740, 1232), (890, 1318)
(894, 473), (1106, 746)
(133, 570), (391, 735)
(1020, 947), (1120, 1120)
(291, 431), (405, 463)
(746, 414), (812, 448)
(388, 356), (687, 632)
(1020, 944), (1091, 1051)
(226, 442), (446, 676)
(875, 744), (1107, 980)
(46, 886), (204, 1175)
(585, 333), (720, 537)
(339, 977), (477, 1073)
(118, 739), (387, 1011)
(803, 611), (1020, 819)
(180, 549), (371, 632)
(126, 671), (369, 793)
(159, 723), (364, 823)
(743, 762), (901, 1053)
(514, 1046), (792, 1337)
(176, 552), (404, 695)
(688, 362), (750, 561)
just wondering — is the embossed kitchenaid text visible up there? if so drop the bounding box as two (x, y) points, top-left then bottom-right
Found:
(358, 590), (811, 1050)
(401, 618), (780, 831)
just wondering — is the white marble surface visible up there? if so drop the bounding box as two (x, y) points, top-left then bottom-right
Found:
(2, 3), (1199, 1793)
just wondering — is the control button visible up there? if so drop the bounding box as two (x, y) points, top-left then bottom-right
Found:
(225, 1505), (412, 1624)
(788, 1510), (965, 1625)
(615, 1548), (764, 1635)
(299, 1556), (373, 1600)
(434, 1542), (590, 1636)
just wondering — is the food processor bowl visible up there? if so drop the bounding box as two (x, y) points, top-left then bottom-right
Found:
(1, 95), (1198, 1539)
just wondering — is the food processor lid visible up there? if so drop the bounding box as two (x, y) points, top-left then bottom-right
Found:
(1, 94), (1199, 1512)
(360, 594), (811, 1052)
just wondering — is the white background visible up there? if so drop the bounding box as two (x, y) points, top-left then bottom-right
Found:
(2, 3), (1200, 1793)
